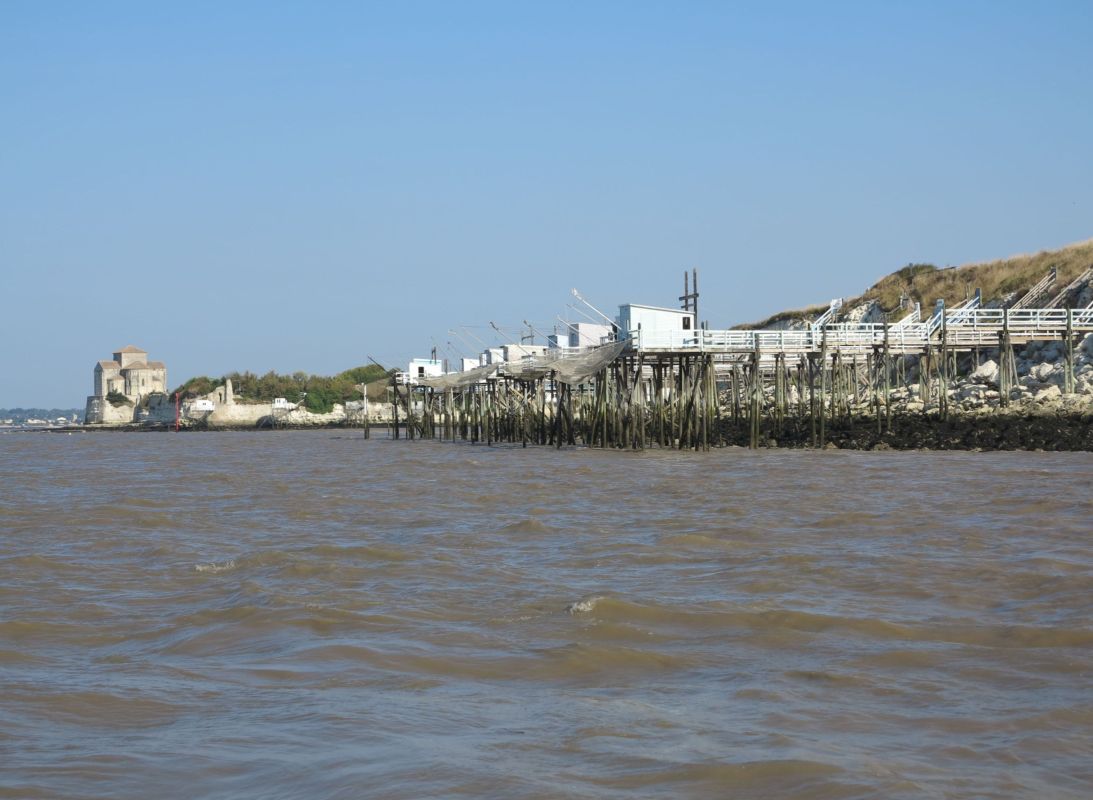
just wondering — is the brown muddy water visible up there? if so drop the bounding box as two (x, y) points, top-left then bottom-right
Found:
(1, 431), (1091, 799)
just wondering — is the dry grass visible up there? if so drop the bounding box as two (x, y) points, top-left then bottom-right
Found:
(735, 238), (1093, 329)
(861, 238), (1093, 312)
(737, 303), (830, 330)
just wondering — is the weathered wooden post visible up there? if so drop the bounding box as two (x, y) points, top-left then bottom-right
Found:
(819, 329), (828, 448)
(797, 355), (807, 429)
(883, 321), (891, 434)
(748, 345), (760, 448)
(1064, 307), (1076, 394)
(999, 308), (1011, 408)
(391, 375), (400, 440)
(809, 353), (818, 448)
(939, 313), (949, 421)
(919, 347), (931, 413)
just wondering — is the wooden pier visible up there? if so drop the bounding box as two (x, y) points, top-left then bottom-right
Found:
(388, 296), (1093, 450)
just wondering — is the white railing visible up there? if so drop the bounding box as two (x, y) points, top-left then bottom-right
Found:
(1011, 267), (1057, 310)
(810, 298), (844, 330)
(627, 306), (1093, 354)
(891, 303), (921, 328)
(923, 300), (946, 337)
(942, 308), (1093, 328)
(945, 292), (981, 326)
(1047, 267), (1093, 308)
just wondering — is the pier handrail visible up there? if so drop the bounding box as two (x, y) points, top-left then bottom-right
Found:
(1011, 267), (1057, 310)
(923, 300), (945, 337)
(810, 298), (843, 330)
(890, 302), (921, 328)
(624, 304), (1093, 355)
(945, 291), (982, 326)
(1047, 267), (1093, 308)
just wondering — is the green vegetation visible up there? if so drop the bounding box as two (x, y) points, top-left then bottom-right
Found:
(172, 376), (219, 398)
(172, 365), (393, 414)
(105, 390), (133, 407)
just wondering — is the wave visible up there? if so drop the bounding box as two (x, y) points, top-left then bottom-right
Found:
(582, 758), (852, 795)
(498, 517), (555, 534)
(194, 559), (236, 573)
(560, 596), (1093, 649)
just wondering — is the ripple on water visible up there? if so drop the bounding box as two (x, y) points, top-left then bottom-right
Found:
(1, 434), (1090, 799)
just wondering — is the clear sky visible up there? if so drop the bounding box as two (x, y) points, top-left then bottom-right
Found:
(2, 1), (1091, 407)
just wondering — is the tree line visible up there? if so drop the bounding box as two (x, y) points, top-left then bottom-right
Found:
(172, 365), (391, 414)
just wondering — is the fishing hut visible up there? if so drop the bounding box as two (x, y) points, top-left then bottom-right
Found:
(387, 268), (1093, 450)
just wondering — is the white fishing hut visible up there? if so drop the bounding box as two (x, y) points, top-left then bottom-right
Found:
(567, 322), (614, 348)
(502, 344), (549, 362)
(407, 358), (445, 382)
(617, 304), (697, 350)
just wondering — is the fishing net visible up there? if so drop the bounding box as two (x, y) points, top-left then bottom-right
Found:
(498, 350), (564, 380)
(419, 340), (627, 389)
(419, 363), (498, 390)
(548, 340), (628, 385)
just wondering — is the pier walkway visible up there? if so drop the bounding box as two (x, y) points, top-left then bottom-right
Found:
(631, 305), (1093, 357)
(390, 289), (1093, 452)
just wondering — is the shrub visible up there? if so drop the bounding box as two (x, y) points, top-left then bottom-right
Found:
(895, 263), (938, 282)
(171, 376), (217, 399)
(303, 386), (338, 414)
(170, 365), (394, 410)
(105, 391), (132, 407)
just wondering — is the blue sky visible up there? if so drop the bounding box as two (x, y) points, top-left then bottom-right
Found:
(2, 1), (1091, 406)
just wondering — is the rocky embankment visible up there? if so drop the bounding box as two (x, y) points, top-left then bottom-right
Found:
(83, 376), (393, 430)
(720, 333), (1093, 451)
(720, 406), (1093, 451)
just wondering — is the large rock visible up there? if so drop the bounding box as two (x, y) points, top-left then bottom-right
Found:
(970, 359), (999, 385)
(1030, 362), (1058, 383)
(985, 291), (1019, 309)
(1039, 342), (1062, 362)
(842, 299), (885, 324)
(1035, 384), (1062, 402)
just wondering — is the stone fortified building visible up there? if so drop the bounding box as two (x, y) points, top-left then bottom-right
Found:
(84, 346), (168, 424)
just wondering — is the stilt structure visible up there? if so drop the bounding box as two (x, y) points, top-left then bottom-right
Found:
(390, 287), (1093, 450)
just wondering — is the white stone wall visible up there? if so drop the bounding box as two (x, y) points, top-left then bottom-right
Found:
(84, 395), (138, 425)
(115, 350), (146, 369)
(124, 367), (166, 398)
(93, 366), (123, 397)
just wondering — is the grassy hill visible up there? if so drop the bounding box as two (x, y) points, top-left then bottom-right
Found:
(742, 238), (1093, 328)
(862, 238), (1093, 311)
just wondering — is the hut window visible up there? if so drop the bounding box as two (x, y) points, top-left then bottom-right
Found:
(682, 317), (692, 330)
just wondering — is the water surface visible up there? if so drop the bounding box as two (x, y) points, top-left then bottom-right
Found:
(1, 431), (1091, 798)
